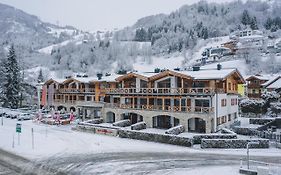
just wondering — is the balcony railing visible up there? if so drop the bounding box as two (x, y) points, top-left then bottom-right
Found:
(105, 88), (224, 95)
(57, 88), (95, 94)
(104, 103), (214, 114)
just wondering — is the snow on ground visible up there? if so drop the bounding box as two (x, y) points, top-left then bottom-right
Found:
(132, 56), (184, 72)
(0, 118), (188, 160)
(38, 34), (84, 54)
(0, 114), (280, 160)
(151, 166), (240, 175)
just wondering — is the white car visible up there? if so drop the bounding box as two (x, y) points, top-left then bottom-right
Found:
(17, 113), (33, 121)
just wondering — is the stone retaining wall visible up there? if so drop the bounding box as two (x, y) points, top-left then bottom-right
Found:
(193, 134), (237, 144)
(118, 129), (193, 147)
(201, 139), (269, 149)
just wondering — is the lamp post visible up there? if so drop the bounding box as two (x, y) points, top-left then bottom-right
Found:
(36, 83), (43, 112)
(246, 141), (259, 169)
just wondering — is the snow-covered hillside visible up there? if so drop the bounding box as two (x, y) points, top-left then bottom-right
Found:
(132, 56), (184, 72)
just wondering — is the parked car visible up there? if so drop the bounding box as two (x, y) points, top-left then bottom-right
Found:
(17, 113), (33, 121)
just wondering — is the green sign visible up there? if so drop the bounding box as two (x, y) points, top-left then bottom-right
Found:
(16, 123), (21, 133)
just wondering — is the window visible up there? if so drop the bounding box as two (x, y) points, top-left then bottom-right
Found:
(221, 99), (227, 107)
(228, 83), (231, 90)
(231, 98), (237, 106)
(228, 114), (231, 121)
(86, 96), (92, 101)
(217, 117), (220, 126)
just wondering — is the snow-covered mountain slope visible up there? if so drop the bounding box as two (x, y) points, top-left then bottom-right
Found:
(0, 3), (78, 50)
(132, 56), (184, 72)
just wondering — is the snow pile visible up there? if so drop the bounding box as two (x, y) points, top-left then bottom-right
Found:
(112, 119), (131, 127)
(131, 122), (146, 130)
(165, 125), (185, 135)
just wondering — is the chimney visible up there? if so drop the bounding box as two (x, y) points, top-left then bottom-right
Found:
(97, 73), (103, 80)
(192, 66), (200, 71)
(217, 63), (222, 70)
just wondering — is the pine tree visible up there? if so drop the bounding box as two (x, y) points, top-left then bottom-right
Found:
(241, 10), (251, 25)
(37, 69), (44, 83)
(264, 17), (272, 30)
(250, 16), (258, 30)
(2, 45), (21, 109)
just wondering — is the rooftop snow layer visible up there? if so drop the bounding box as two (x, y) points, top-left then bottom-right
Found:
(177, 68), (237, 80)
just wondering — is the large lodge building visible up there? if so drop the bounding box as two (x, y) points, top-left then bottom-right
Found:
(43, 67), (245, 133)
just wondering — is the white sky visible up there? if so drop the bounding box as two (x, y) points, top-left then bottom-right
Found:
(0, 0), (236, 31)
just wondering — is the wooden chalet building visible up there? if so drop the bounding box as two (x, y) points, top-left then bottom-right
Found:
(43, 67), (245, 133)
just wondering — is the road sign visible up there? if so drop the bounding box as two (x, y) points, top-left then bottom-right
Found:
(16, 123), (22, 133)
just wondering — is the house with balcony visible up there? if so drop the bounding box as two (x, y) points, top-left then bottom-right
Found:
(44, 67), (245, 133)
(246, 74), (281, 99)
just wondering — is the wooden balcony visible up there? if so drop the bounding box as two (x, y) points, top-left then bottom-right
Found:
(57, 88), (95, 94)
(105, 87), (224, 95)
(104, 103), (214, 114)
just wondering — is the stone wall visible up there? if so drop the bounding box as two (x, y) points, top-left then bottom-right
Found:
(232, 126), (257, 136)
(118, 129), (193, 147)
(201, 139), (269, 149)
(193, 134), (237, 144)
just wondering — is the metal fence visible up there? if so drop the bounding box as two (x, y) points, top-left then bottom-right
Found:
(240, 159), (281, 175)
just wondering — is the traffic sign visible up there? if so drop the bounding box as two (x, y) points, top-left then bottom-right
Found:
(16, 123), (21, 133)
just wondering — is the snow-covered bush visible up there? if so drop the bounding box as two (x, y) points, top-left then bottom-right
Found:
(240, 99), (265, 115)
(112, 119), (131, 127)
(261, 91), (280, 109)
(269, 102), (281, 117)
(131, 122), (146, 130)
(165, 125), (185, 135)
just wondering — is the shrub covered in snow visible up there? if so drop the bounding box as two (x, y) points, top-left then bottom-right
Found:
(261, 91), (280, 103)
(131, 122), (146, 130)
(269, 102), (281, 117)
(165, 125), (185, 135)
(113, 119), (131, 127)
(240, 99), (265, 115)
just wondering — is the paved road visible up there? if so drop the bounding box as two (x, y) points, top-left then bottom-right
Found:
(36, 152), (281, 175)
(1, 148), (280, 175)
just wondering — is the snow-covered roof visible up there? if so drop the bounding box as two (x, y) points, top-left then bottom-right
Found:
(267, 78), (281, 89)
(245, 74), (271, 81)
(176, 68), (241, 80)
(261, 76), (280, 86)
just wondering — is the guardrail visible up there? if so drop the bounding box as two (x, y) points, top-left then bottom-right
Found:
(104, 103), (214, 114)
(57, 88), (95, 93)
(105, 87), (224, 95)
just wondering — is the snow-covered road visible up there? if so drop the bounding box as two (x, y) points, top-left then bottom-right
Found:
(0, 117), (281, 174)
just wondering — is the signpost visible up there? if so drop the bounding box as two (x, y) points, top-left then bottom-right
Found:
(247, 141), (259, 169)
(16, 123), (21, 145)
(31, 128), (34, 149)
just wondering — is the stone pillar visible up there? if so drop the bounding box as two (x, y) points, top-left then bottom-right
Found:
(136, 78), (140, 92)
(205, 118), (212, 133)
(171, 76), (176, 88)
(137, 98), (141, 108)
(189, 118), (195, 131)
(170, 98), (174, 111)
(191, 98), (195, 112)
(170, 116), (174, 128)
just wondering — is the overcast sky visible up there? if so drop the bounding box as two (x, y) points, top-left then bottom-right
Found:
(0, 0), (236, 31)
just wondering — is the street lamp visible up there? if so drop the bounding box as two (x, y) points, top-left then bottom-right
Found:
(36, 83), (43, 112)
(246, 141), (259, 169)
